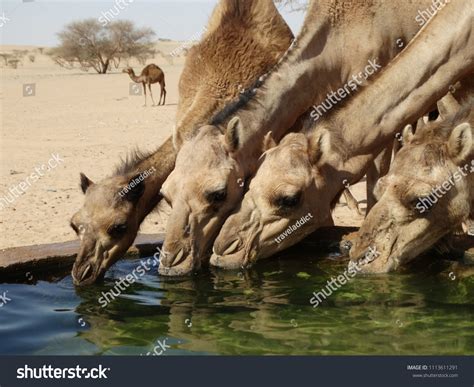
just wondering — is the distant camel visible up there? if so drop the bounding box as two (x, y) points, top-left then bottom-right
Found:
(123, 64), (166, 106)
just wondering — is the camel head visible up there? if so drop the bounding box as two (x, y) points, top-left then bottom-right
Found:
(349, 111), (473, 274)
(122, 67), (134, 75)
(158, 118), (247, 275)
(210, 130), (335, 270)
(71, 172), (146, 285)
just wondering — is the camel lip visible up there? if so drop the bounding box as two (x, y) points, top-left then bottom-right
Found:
(158, 251), (196, 276)
(72, 250), (111, 286)
(72, 262), (104, 286)
(222, 238), (241, 256)
(209, 251), (245, 270)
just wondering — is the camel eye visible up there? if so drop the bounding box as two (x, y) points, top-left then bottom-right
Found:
(411, 196), (433, 215)
(108, 223), (127, 238)
(206, 188), (227, 204)
(275, 191), (302, 209)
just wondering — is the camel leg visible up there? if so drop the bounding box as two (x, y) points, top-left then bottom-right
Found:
(148, 84), (156, 106)
(161, 83), (167, 106)
(158, 84), (162, 105)
(143, 82), (147, 107)
(343, 188), (362, 216)
(366, 141), (392, 214)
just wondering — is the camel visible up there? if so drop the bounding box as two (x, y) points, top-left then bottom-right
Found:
(123, 64), (166, 106)
(158, 0), (441, 276)
(348, 99), (473, 273)
(71, 0), (294, 285)
(209, 0), (474, 270)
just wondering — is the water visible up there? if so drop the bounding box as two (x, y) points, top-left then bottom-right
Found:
(1, 246), (473, 355)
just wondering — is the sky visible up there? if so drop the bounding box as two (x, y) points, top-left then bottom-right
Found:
(0, 0), (306, 46)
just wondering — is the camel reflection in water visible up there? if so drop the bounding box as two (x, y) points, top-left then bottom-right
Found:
(71, 248), (474, 355)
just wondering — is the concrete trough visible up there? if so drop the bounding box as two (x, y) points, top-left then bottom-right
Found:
(0, 228), (472, 283)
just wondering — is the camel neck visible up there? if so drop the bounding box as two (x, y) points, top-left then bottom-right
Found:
(331, 0), (473, 172)
(134, 137), (177, 220)
(129, 72), (141, 83)
(231, 0), (433, 175)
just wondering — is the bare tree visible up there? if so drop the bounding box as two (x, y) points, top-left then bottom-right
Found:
(49, 19), (156, 74)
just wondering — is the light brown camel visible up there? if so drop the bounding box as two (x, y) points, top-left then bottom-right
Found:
(71, 0), (293, 285)
(123, 64), (167, 106)
(348, 99), (473, 273)
(158, 0), (439, 276)
(209, 0), (474, 270)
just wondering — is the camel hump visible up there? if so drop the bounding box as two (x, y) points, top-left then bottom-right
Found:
(147, 64), (161, 71)
(205, 0), (293, 44)
(141, 63), (164, 76)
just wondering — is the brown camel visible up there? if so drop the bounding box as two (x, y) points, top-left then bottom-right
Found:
(158, 0), (440, 276)
(348, 98), (473, 273)
(71, 0), (293, 285)
(123, 64), (166, 106)
(209, 0), (474, 270)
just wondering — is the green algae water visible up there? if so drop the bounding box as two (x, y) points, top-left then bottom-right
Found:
(1, 246), (473, 355)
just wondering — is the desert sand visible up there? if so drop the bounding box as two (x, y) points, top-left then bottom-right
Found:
(0, 43), (365, 250)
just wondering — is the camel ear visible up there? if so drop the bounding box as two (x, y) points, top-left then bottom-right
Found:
(308, 129), (330, 165)
(447, 123), (472, 163)
(225, 117), (243, 153)
(122, 174), (145, 203)
(262, 131), (277, 152)
(437, 92), (460, 119)
(80, 173), (94, 194)
(402, 124), (415, 145)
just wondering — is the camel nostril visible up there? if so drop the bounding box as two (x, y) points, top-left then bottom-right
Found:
(80, 264), (92, 282)
(223, 239), (241, 255)
(166, 248), (185, 267)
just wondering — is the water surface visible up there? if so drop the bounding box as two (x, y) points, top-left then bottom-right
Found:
(1, 246), (473, 355)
